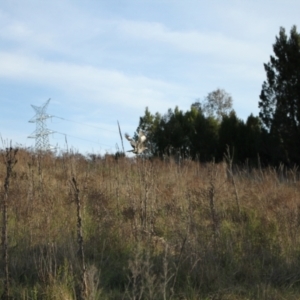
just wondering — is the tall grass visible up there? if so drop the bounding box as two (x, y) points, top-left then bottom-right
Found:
(0, 148), (300, 299)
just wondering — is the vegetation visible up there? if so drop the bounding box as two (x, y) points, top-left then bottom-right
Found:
(137, 103), (263, 164)
(198, 88), (233, 122)
(259, 26), (300, 166)
(1, 25), (300, 299)
(136, 26), (300, 167)
(1, 148), (300, 299)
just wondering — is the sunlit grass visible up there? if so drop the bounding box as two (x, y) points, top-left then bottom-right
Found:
(1, 148), (300, 299)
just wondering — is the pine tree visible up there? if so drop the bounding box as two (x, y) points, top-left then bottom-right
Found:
(259, 26), (300, 164)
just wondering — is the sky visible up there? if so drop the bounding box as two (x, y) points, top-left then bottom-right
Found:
(0, 0), (299, 155)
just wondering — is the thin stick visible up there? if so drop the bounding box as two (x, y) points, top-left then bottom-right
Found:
(117, 121), (125, 154)
(1, 144), (18, 300)
(224, 145), (241, 215)
(71, 177), (88, 300)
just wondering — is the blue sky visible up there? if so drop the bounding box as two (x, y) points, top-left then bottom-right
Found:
(0, 0), (299, 155)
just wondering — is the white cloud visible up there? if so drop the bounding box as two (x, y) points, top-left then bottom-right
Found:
(0, 51), (182, 114)
(1, 0), (299, 153)
(115, 19), (266, 63)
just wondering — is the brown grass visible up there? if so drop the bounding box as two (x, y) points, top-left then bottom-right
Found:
(1, 148), (300, 299)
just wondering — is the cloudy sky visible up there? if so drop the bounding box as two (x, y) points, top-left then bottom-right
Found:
(0, 0), (299, 155)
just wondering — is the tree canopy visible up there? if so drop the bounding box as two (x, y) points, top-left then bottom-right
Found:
(129, 26), (300, 166)
(259, 25), (300, 165)
(136, 89), (263, 164)
(201, 88), (233, 122)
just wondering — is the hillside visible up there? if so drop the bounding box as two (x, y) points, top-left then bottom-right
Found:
(1, 148), (300, 299)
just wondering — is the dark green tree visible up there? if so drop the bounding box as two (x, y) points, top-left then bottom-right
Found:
(185, 105), (219, 160)
(137, 104), (220, 160)
(136, 107), (161, 154)
(218, 111), (245, 162)
(154, 107), (190, 157)
(259, 26), (300, 165)
(244, 114), (263, 164)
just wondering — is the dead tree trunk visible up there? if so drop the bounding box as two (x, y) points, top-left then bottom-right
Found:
(71, 177), (88, 300)
(1, 146), (18, 300)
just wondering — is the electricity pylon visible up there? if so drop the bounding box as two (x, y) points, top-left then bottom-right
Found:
(28, 98), (54, 151)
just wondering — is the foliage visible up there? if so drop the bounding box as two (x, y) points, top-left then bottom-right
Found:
(136, 104), (221, 161)
(201, 88), (234, 121)
(259, 25), (300, 165)
(136, 107), (161, 153)
(133, 26), (300, 167)
(1, 148), (300, 299)
(137, 102), (264, 164)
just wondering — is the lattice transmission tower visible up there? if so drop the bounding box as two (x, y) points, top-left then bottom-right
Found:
(28, 98), (54, 151)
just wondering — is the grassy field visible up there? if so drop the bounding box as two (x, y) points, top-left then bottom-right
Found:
(1, 148), (300, 299)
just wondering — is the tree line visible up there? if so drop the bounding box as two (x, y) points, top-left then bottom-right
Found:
(135, 25), (300, 167)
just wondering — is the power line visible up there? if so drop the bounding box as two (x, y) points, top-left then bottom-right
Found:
(52, 116), (119, 133)
(28, 104), (122, 150)
(53, 131), (113, 148)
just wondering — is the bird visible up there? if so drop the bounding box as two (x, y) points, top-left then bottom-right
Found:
(125, 130), (148, 154)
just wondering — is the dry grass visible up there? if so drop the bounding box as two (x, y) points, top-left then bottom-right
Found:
(1, 148), (300, 299)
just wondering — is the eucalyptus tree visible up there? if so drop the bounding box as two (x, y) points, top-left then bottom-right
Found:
(201, 89), (233, 122)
